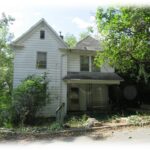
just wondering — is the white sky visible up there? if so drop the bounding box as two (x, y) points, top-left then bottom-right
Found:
(0, 0), (149, 40)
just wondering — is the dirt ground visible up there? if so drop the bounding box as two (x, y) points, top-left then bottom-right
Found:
(0, 125), (150, 144)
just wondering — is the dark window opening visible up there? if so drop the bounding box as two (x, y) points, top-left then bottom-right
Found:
(40, 30), (45, 39)
(80, 56), (89, 71)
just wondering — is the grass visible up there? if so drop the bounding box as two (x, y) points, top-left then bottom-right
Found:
(15, 122), (63, 133)
(1, 111), (150, 135)
(64, 111), (150, 127)
(127, 112), (150, 126)
(65, 114), (88, 128)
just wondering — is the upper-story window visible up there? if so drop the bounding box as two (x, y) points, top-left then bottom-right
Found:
(91, 56), (100, 72)
(80, 55), (100, 72)
(80, 56), (89, 71)
(36, 52), (47, 69)
(40, 30), (45, 39)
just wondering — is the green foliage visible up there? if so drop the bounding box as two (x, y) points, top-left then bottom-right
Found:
(0, 13), (14, 127)
(64, 33), (77, 48)
(79, 26), (94, 41)
(12, 74), (50, 126)
(66, 114), (88, 127)
(95, 7), (150, 82)
(128, 115), (144, 126)
(64, 27), (94, 47)
(49, 122), (62, 131)
(0, 13), (14, 94)
(0, 106), (12, 127)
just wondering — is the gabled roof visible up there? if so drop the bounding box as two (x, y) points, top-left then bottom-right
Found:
(75, 36), (101, 51)
(12, 18), (68, 47)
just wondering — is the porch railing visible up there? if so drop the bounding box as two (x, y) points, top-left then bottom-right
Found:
(56, 102), (65, 124)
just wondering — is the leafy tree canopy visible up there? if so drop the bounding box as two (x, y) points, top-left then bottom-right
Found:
(0, 13), (14, 94)
(95, 7), (150, 82)
(64, 33), (77, 48)
(0, 13), (14, 127)
(79, 26), (94, 41)
(65, 26), (94, 48)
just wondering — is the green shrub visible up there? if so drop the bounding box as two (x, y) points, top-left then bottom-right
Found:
(0, 107), (12, 128)
(128, 115), (143, 126)
(0, 93), (12, 127)
(66, 114), (88, 127)
(12, 74), (50, 126)
(49, 122), (62, 131)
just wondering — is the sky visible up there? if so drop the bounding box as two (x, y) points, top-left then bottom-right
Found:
(0, 0), (149, 40)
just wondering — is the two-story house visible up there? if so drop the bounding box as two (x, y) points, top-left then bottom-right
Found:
(11, 19), (123, 118)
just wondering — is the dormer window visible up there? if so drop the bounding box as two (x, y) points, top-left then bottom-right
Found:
(40, 30), (45, 39)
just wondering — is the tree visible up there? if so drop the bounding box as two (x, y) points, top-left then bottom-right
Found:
(64, 34), (77, 48)
(0, 13), (14, 127)
(0, 13), (14, 95)
(79, 26), (94, 40)
(95, 7), (150, 82)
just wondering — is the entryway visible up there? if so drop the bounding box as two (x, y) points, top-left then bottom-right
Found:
(67, 84), (109, 112)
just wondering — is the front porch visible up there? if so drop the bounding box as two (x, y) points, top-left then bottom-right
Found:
(63, 72), (123, 114)
(67, 84), (110, 112)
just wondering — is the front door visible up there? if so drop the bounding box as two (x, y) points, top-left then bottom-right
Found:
(68, 85), (80, 111)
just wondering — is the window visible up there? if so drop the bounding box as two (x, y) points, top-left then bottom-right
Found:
(36, 52), (47, 69)
(40, 30), (45, 39)
(80, 56), (89, 71)
(91, 56), (100, 72)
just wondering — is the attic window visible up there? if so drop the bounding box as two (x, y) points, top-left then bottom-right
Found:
(40, 30), (45, 39)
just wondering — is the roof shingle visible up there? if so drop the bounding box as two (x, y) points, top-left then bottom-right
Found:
(75, 36), (101, 51)
(63, 72), (123, 81)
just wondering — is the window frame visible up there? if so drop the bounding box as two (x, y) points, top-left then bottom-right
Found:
(80, 55), (90, 71)
(40, 30), (45, 39)
(36, 51), (47, 69)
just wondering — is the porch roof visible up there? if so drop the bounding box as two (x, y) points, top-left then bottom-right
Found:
(63, 72), (123, 84)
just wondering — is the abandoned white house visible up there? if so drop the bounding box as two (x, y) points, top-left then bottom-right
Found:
(11, 19), (123, 118)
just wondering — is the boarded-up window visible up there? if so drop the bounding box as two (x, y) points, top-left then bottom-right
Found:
(80, 56), (89, 71)
(36, 52), (47, 69)
(40, 30), (45, 39)
(91, 56), (100, 72)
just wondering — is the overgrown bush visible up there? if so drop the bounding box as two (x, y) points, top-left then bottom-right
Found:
(12, 74), (50, 126)
(49, 122), (63, 131)
(0, 106), (12, 128)
(0, 87), (12, 127)
(66, 114), (88, 127)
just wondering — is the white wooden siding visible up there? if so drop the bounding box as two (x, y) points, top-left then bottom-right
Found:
(13, 23), (66, 117)
(101, 63), (114, 73)
(13, 20), (115, 117)
(67, 53), (80, 72)
(67, 52), (114, 73)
